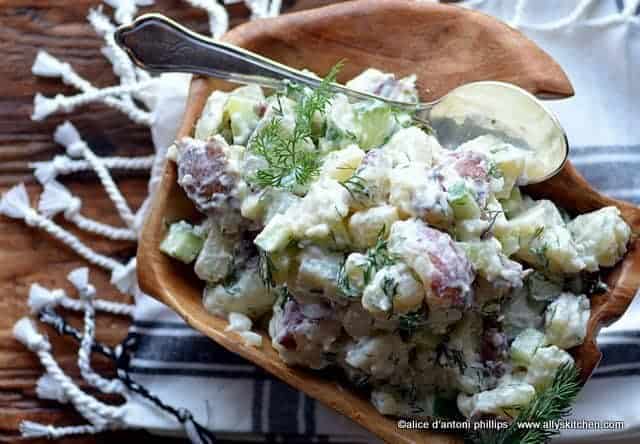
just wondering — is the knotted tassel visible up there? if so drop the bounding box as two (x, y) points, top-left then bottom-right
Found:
(13, 317), (125, 427)
(28, 283), (134, 316)
(54, 122), (136, 228)
(31, 50), (153, 124)
(1, 184), (122, 271)
(103, 0), (155, 24)
(31, 154), (154, 185)
(184, 0), (229, 38)
(31, 50), (73, 78)
(70, 268), (128, 395)
(36, 374), (69, 403)
(28, 284), (66, 313)
(39, 181), (138, 241)
(20, 422), (101, 440)
(110, 257), (139, 295)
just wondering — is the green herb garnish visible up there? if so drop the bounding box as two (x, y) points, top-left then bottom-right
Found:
(258, 249), (276, 290)
(250, 62), (343, 190)
(276, 287), (293, 310)
(481, 210), (504, 240)
(339, 173), (370, 202)
(337, 255), (360, 299)
(466, 363), (581, 444)
(530, 243), (550, 270)
(487, 160), (503, 179)
(381, 275), (399, 318)
(221, 265), (239, 295)
(396, 310), (428, 336)
(360, 226), (396, 284)
(435, 341), (467, 374)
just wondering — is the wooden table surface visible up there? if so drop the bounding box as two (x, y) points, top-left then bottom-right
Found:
(0, 1), (330, 442)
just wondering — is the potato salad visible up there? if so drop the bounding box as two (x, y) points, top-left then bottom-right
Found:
(161, 67), (632, 421)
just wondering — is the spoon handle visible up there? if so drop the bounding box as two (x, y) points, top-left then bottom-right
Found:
(115, 13), (301, 90)
(115, 13), (418, 110)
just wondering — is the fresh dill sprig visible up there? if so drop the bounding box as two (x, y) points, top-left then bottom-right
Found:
(337, 255), (360, 299)
(530, 226), (545, 243)
(249, 62), (344, 190)
(337, 228), (396, 298)
(339, 173), (370, 202)
(530, 243), (550, 270)
(481, 210), (504, 240)
(487, 160), (503, 180)
(396, 310), (429, 336)
(221, 265), (239, 295)
(466, 363), (582, 444)
(381, 275), (399, 318)
(276, 287), (293, 310)
(361, 226), (396, 285)
(527, 226), (550, 270)
(258, 249), (276, 290)
(435, 340), (467, 374)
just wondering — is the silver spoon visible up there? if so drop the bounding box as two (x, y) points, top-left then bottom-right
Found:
(114, 13), (568, 184)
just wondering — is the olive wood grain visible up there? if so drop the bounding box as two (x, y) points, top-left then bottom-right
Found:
(0, 1), (339, 442)
(137, 1), (639, 442)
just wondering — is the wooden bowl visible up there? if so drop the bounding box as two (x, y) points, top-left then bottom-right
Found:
(137, 1), (640, 442)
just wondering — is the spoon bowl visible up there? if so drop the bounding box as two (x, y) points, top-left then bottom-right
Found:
(429, 81), (569, 181)
(136, 1), (640, 442)
(116, 13), (569, 183)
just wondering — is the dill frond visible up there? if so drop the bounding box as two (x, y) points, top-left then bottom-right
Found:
(361, 226), (396, 284)
(337, 255), (360, 299)
(481, 210), (504, 240)
(435, 340), (467, 374)
(339, 173), (371, 202)
(487, 160), (503, 179)
(258, 249), (276, 290)
(396, 310), (429, 336)
(466, 363), (582, 444)
(249, 62), (344, 190)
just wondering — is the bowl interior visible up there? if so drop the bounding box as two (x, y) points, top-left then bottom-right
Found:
(138, 1), (640, 442)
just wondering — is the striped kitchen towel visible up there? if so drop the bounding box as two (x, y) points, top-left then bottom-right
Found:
(123, 1), (640, 442)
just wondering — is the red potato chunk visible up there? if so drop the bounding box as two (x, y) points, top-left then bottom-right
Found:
(270, 297), (342, 369)
(438, 150), (492, 204)
(176, 136), (239, 212)
(448, 150), (489, 180)
(388, 219), (475, 309)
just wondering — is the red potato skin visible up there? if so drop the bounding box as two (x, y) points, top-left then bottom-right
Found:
(177, 137), (239, 212)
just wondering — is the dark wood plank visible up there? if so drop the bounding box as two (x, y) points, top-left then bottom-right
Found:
(0, 1), (240, 442)
(0, 1), (331, 442)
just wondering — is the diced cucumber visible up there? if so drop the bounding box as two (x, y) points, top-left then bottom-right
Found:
(499, 186), (523, 219)
(448, 182), (481, 220)
(320, 94), (360, 152)
(254, 213), (293, 253)
(194, 226), (234, 283)
(160, 221), (205, 264)
(503, 287), (546, 340)
(511, 328), (545, 367)
(525, 271), (563, 302)
(194, 91), (228, 140)
(354, 101), (395, 150)
(224, 95), (261, 145)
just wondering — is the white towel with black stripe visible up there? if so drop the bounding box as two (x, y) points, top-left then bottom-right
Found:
(123, 1), (640, 442)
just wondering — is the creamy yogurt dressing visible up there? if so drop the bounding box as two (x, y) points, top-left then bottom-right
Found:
(160, 68), (631, 423)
